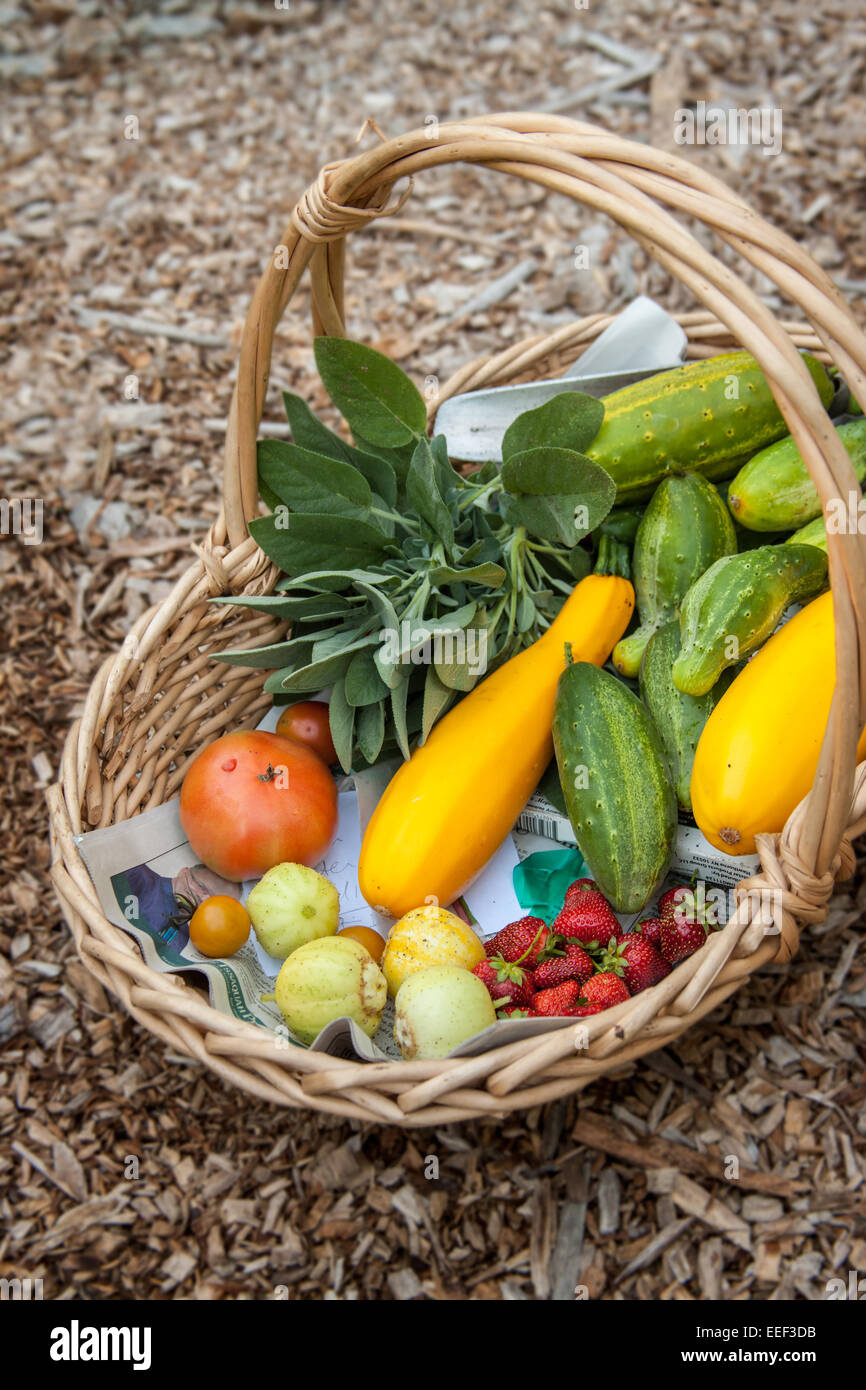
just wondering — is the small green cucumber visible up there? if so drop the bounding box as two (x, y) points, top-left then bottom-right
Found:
(613, 471), (737, 677)
(553, 660), (676, 913)
(639, 620), (731, 811)
(787, 515), (827, 550)
(587, 351), (834, 503)
(672, 543), (828, 696)
(727, 417), (866, 531)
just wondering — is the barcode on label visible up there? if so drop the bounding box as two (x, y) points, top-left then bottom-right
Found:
(517, 811), (574, 841)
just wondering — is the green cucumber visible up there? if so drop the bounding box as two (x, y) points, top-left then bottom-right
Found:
(672, 543), (828, 696)
(727, 417), (866, 531)
(553, 659), (676, 913)
(587, 352), (833, 503)
(787, 515), (827, 550)
(612, 471), (736, 677)
(639, 620), (731, 811)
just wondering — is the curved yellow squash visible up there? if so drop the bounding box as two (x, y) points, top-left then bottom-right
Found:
(691, 590), (866, 856)
(358, 574), (634, 917)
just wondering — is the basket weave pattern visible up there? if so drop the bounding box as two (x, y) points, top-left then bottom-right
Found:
(49, 116), (866, 1125)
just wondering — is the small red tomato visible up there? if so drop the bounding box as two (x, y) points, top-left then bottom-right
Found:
(189, 896), (251, 958)
(276, 701), (337, 766)
(180, 730), (337, 881)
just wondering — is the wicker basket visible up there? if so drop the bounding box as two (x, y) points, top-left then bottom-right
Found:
(49, 115), (866, 1126)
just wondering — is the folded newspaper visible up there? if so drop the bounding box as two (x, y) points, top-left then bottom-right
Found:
(78, 706), (759, 1062)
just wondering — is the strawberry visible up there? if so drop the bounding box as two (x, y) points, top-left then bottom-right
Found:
(552, 892), (621, 951)
(484, 916), (553, 969)
(659, 914), (708, 965)
(497, 1004), (539, 1019)
(578, 971), (631, 1010)
(531, 943), (594, 990)
(600, 935), (670, 994)
(533, 980), (582, 1016)
(564, 1002), (607, 1017)
(659, 884), (720, 930)
(563, 877), (597, 907)
(472, 957), (534, 1007)
(633, 917), (663, 949)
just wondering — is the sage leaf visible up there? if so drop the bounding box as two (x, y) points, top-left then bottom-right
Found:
(502, 391), (605, 461)
(214, 637), (313, 669)
(249, 512), (390, 575)
(328, 677), (356, 774)
(390, 676), (412, 760)
(421, 666), (456, 743)
(314, 337), (427, 445)
(345, 647), (389, 707)
(357, 700), (385, 764)
(258, 439), (372, 517)
(210, 593), (354, 621)
(264, 649), (354, 695)
(407, 437), (454, 550)
(428, 561), (506, 588)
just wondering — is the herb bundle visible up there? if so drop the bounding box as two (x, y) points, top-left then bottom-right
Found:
(215, 338), (616, 771)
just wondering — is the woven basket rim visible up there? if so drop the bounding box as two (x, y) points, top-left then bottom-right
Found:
(50, 114), (866, 1124)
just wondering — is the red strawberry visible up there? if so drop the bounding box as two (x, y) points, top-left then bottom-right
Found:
(553, 892), (621, 951)
(497, 1004), (539, 1019)
(531, 943), (594, 990)
(659, 915), (708, 965)
(533, 980), (582, 1016)
(659, 884), (720, 930)
(634, 917), (663, 949)
(564, 1002), (607, 1017)
(472, 957), (535, 1007)
(484, 916), (553, 969)
(563, 877), (597, 907)
(601, 935), (670, 994)
(578, 971), (631, 1010)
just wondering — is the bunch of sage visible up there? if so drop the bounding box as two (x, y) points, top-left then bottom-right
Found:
(214, 338), (616, 772)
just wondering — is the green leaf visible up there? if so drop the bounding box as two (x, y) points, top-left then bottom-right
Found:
(502, 392), (605, 461)
(210, 593), (355, 621)
(264, 649), (355, 695)
(434, 648), (483, 693)
(390, 676), (412, 760)
(213, 637), (313, 669)
(282, 390), (354, 461)
(407, 437), (454, 550)
(428, 561), (506, 589)
(351, 430), (414, 490)
(328, 678), (355, 774)
(259, 476), (282, 512)
(314, 338), (427, 446)
(357, 700), (385, 764)
(249, 512), (390, 575)
(258, 439), (372, 517)
(280, 393), (400, 507)
(498, 460), (615, 546)
(345, 648), (389, 707)
(421, 666), (456, 743)
(501, 446), (613, 503)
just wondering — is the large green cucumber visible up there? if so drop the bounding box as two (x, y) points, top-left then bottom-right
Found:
(672, 543), (828, 696)
(639, 620), (730, 811)
(553, 660), (676, 913)
(612, 471), (736, 677)
(587, 352), (833, 503)
(727, 417), (866, 531)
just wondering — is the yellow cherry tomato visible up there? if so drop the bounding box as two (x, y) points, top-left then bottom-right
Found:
(337, 925), (386, 964)
(189, 896), (251, 958)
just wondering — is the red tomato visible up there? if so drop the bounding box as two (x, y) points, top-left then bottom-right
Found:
(275, 700), (337, 766)
(179, 731), (337, 881)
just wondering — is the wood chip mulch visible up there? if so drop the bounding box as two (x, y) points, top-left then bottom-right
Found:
(1, 0), (864, 1300)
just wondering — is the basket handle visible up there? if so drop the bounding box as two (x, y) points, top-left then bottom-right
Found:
(223, 112), (866, 882)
